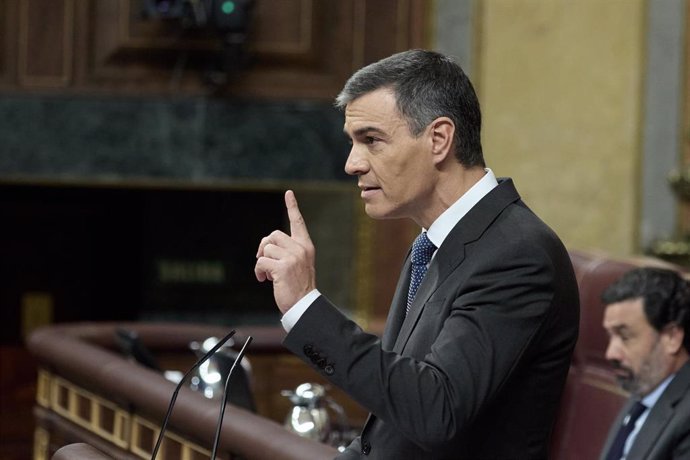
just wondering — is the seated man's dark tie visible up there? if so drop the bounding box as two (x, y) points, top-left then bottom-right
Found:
(406, 232), (436, 314)
(605, 401), (647, 460)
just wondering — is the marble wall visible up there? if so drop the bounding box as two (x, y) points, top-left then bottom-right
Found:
(0, 94), (359, 326)
(0, 94), (350, 183)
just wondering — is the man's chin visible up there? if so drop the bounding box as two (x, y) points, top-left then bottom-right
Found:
(618, 378), (636, 393)
(363, 204), (396, 220)
(617, 377), (644, 396)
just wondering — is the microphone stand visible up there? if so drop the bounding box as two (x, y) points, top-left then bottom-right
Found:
(150, 329), (236, 460)
(210, 336), (253, 459)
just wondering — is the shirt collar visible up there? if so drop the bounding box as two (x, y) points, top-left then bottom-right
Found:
(642, 373), (676, 408)
(426, 168), (498, 248)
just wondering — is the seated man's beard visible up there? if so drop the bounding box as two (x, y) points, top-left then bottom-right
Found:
(611, 361), (638, 394)
(611, 341), (664, 397)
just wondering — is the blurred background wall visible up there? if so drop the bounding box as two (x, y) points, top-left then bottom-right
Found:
(436, 0), (688, 258)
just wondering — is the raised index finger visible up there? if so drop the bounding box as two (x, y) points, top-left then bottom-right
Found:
(285, 190), (311, 243)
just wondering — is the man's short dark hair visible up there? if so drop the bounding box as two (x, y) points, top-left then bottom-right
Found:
(602, 267), (690, 352)
(335, 49), (485, 168)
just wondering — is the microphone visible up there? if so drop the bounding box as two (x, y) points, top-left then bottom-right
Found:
(150, 329), (236, 460)
(210, 335), (253, 459)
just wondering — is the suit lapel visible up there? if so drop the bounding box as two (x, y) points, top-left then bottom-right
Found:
(628, 362), (690, 459)
(600, 402), (631, 460)
(367, 252), (411, 438)
(392, 242), (463, 352)
(392, 178), (521, 354)
(381, 255), (412, 350)
(362, 179), (521, 440)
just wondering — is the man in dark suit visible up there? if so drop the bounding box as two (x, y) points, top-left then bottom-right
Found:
(600, 268), (690, 460)
(255, 49), (579, 459)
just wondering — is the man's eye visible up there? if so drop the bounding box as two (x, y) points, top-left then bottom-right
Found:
(365, 136), (378, 144)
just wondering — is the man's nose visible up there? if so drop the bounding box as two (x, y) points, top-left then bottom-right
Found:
(344, 147), (367, 176)
(605, 339), (621, 362)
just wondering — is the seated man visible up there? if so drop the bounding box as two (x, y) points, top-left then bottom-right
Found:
(600, 267), (690, 460)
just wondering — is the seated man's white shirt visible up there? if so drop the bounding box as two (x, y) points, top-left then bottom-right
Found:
(622, 373), (675, 459)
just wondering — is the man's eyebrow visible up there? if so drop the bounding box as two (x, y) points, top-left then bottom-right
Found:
(610, 324), (631, 335)
(345, 126), (387, 137)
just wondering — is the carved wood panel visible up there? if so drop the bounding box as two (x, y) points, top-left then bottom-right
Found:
(0, 0), (429, 98)
(0, 1), (5, 82)
(0, 0), (16, 85)
(18, 0), (75, 87)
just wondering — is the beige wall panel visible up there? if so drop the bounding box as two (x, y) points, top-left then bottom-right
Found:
(477, 0), (645, 255)
(682, 1), (690, 236)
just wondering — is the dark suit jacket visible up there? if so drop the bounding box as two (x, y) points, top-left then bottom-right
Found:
(600, 361), (690, 460)
(284, 178), (580, 459)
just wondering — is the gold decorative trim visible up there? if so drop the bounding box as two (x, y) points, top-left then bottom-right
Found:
(36, 370), (217, 459)
(129, 416), (158, 459)
(21, 292), (54, 340)
(36, 369), (51, 408)
(33, 426), (50, 460)
(50, 375), (130, 448)
(131, 415), (213, 460)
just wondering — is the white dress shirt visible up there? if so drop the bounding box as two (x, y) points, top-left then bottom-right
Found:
(281, 169), (499, 332)
(621, 373), (676, 459)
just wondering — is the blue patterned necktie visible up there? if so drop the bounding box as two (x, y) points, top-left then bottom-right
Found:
(605, 400), (647, 460)
(406, 232), (436, 314)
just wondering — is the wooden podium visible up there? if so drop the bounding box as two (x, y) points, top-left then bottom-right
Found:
(28, 322), (337, 460)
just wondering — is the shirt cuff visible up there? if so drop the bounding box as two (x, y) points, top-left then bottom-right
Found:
(281, 289), (321, 332)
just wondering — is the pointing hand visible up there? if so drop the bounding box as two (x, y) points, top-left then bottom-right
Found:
(255, 190), (316, 313)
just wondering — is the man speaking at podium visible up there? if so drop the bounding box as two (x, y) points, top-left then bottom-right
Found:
(255, 49), (579, 459)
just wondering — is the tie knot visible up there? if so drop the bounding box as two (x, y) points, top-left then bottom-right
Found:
(411, 232), (436, 267)
(624, 401), (647, 426)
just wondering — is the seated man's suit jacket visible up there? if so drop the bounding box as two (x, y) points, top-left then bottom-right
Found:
(600, 361), (690, 460)
(283, 178), (580, 459)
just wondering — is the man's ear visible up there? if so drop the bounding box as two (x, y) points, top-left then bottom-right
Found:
(661, 324), (685, 355)
(428, 117), (455, 165)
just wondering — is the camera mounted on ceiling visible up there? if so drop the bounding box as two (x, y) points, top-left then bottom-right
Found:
(142, 0), (255, 86)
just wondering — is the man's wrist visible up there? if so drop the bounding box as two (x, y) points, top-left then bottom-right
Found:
(281, 289), (321, 332)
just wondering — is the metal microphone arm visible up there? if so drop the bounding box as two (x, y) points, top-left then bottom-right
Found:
(150, 329), (237, 460)
(210, 335), (253, 459)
